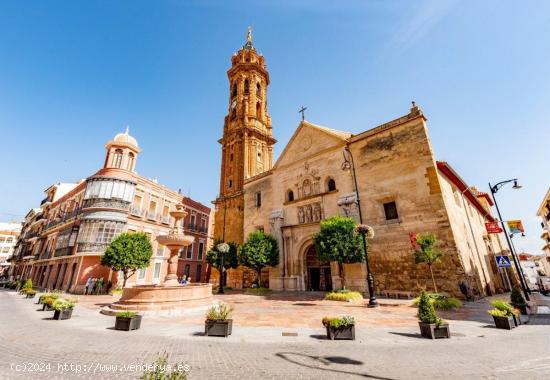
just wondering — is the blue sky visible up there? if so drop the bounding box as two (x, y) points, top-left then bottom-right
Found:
(0, 1), (549, 254)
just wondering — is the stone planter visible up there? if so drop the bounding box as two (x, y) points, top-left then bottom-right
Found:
(53, 308), (73, 320)
(26, 293), (36, 299)
(42, 303), (54, 311)
(418, 322), (451, 339)
(205, 319), (233, 337)
(326, 325), (355, 340)
(512, 303), (528, 316)
(115, 315), (142, 331)
(492, 315), (515, 330)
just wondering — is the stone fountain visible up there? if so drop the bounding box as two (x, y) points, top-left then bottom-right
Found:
(105, 203), (213, 316)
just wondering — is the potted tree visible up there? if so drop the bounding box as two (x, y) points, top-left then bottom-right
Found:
(418, 291), (450, 339)
(510, 287), (528, 316)
(101, 232), (153, 288)
(115, 311), (143, 331)
(204, 303), (233, 337)
(313, 217), (366, 290)
(238, 231), (279, 289)
(52, 298), (77, 320)
(413, 234), (444, 293)
(488, 300), (519, 329)
(322, 316), (356, 340)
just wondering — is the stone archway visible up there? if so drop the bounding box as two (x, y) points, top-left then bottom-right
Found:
(304, 245), (332, 291)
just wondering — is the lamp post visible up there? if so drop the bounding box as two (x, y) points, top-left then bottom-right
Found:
(488, 179), (530, 300)
(342, 145), (378, 308)
(217, 242), (229, 294)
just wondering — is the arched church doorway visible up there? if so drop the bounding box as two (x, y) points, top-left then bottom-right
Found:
(305, 245), (332, 291)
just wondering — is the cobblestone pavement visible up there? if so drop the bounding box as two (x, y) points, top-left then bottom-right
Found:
(1, 290), (549, 380)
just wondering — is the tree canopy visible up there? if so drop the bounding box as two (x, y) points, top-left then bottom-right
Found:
(206, 240), (240, 269)
(101, 232), (153, 287)
(238, 230), (279, 284)
(313, 216), (365, 289)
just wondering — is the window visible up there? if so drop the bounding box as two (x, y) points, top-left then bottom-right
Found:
(327, 178), (336, 192)
(229, 180), (233, 188)
(186, 244), (193, 259)
(153, 262), (161, 279)
(184, 264), (190, 277)
(244, 79), (249, 94)
(77, 221), (124, 245)
(383, 201), (399, 221)
(128, 152), (135, 171)
(287, 190), (294, 202)
(84, 179), (135, 202)
(137, 268), (146, 279)
(256, 82), (261, 97)
(230, 153), (234, 161)
(195, 264), (202, 282)
(198, 241), (204, 260)
(255, 192), (262, 207)
(256, 102), (261, 117)
(113, 149), (123, 168)
(231, 83), (237, 98)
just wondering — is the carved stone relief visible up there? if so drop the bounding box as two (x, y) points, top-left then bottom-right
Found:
(297, 202), (323, 224)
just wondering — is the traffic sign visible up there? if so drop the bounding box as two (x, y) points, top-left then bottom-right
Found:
(495, 255), (512, 268)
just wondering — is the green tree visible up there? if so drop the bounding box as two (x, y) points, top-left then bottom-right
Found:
(313, 216), (365, 289)
(414, 233), (444, 293)
(101, 232), (153, 288)
(239, 230), (279, 286)
(206, 240), (240, 269)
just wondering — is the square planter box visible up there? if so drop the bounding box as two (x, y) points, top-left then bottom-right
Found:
(53, 308), (73, 320)
(492, 315), (515, 330)
(326, 325), (355, 340)
(419, 322), (450, 339)
(42, 304), (54, 311)
(26, 293), (36, 299)
(513, 314), (522, 327)
(115, 315), (142, 331)
(205, 319), (233, 337)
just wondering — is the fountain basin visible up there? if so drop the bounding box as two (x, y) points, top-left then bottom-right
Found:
(103, 283), (214, 316)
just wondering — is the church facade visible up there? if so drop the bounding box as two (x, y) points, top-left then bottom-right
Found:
(213, 31), (510, 298)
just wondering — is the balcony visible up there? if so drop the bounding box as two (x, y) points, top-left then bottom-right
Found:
(76, 242), (109, 253)
(53, 247), (72, 258)
(44, 208), (80, 231)
(131, 206), (144, 217)
(146, 211), (159, 221)
(82, 198), (130, 212)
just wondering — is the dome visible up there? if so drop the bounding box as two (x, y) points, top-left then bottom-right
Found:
(112, 127), (139, 148)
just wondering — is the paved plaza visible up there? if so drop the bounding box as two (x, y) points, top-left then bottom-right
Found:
(1, 289), (550, 379)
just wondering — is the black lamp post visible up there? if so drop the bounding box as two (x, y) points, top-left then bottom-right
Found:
(217, 198), (228, 295)
(488, 179), (530, 300)
(342, 145), (378, 308)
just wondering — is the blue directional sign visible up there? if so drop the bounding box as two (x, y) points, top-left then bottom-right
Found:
(495, 255), (512, 268)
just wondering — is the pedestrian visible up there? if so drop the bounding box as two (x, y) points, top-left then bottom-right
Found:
(95, 278), (104, 295)
(91, 278), (97, 295)
(85, 277), (93, 295)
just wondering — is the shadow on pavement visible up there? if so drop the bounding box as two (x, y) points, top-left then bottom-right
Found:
(275, 352), (395, 380)
(309, 334), (327, 340)
(387, 332), (423, 339)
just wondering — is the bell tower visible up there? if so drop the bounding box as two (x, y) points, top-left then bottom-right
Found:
(214, 27), (276, 244)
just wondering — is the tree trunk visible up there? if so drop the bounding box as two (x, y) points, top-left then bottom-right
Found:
(339, 262), (346, 290)
(257, 268), (262, 287)
(122, 270), (128, 288)
(429, 264), (438, 293)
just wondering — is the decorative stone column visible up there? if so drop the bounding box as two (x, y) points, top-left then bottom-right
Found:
(156, 204), (194, 287)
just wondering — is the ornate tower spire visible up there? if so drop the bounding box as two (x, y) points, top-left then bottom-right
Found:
(213, 29), (276, 244)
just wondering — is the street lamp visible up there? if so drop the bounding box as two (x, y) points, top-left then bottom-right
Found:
(342, 145), (378, 308)
(489, 178), (530, 300)
(216, 242), (230, 294)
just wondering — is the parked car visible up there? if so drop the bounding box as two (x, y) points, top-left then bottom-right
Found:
(538, 276), (550, 295)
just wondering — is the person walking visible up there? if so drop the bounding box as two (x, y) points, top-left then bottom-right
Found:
(84, 277), (93, 295)
(91, 278), (97, 295)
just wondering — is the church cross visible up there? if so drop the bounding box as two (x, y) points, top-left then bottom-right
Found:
(298, 105), (307, 121)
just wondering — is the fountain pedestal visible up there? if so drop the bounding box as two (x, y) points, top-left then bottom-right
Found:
(104, 203), (213, 316)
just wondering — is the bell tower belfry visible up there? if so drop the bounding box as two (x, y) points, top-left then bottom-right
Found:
(214, 27), (276, 244)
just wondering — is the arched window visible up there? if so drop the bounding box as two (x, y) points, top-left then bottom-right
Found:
(327, 178), (336, 192)
(287, 190), (294, 202)
(113, 149), (123, 169)
(256, 82), (261, 97)
(256, 102), (261, 117)
(127, 152), (135, 171)
(231, 83), (237, 98)
(244, 79), (249, 95)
